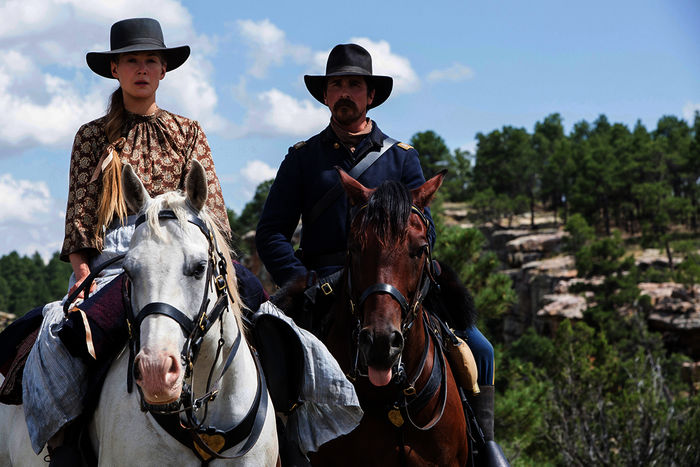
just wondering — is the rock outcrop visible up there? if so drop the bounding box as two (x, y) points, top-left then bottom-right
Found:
(639, 282), (700, 358)
(485, 223), (699, 360)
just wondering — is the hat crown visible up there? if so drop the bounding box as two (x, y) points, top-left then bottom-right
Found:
(326, 43), (372, 76)
(110, 18), (166, 51)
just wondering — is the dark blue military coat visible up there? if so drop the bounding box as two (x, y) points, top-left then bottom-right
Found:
(256, 122), (435, 286)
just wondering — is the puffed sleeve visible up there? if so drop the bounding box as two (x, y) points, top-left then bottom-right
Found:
(60, 122), (107, 262)
(183, 121), (231, 237)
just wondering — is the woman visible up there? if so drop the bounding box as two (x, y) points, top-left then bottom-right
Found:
(22, 18), (232, 464)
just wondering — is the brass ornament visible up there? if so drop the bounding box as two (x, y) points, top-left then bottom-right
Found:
(193, 433), (225, 460)
(388, 408), (404, 427)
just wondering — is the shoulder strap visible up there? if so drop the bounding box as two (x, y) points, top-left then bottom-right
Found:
(305, 137), (397, 227)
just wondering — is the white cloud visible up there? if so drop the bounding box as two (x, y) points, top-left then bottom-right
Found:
(237, 19), (311, 78)
(0, 0), (68, 39)
(0, 174), (52, 223)
(243, 88), (327, 137)
(240, 160), (277, 186)
(0, 56), (106, 148)
(348, 37), (420, 95)
(427, 63), (475, 83)
(0, 0), (228, 149)
(682, 101), (700, 123)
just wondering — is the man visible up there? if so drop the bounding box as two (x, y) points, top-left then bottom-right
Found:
(256, 43), (433, 286)
(256, 43), (497, 444)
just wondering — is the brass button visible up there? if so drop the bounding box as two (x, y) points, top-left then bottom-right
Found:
(333, 142), (340, 149)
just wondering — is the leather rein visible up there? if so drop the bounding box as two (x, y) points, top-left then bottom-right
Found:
(122, 210), (268, 464)
(345, 203), (447, 430)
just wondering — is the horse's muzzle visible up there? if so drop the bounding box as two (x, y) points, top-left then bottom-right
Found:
(133, 350), (183, 404)
(358, 326), (404, 376)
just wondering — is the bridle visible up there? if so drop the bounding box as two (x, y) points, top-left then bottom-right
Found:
(345, 202), (447, 431)
(122, 209), (268, 463)
(124, 210), (230, 406)
(346, 204), (434, 337)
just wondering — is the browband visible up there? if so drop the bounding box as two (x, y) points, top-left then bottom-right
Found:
(135, 210), (211, 238)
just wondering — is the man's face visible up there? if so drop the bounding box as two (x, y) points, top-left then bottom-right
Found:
(324, 76), (375, 127)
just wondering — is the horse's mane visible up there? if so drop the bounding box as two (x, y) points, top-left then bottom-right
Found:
(143, 191), (244, 327)
(356, 180), (412, 248)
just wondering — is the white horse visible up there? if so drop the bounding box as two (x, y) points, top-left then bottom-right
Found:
(0, 160), (278, 466)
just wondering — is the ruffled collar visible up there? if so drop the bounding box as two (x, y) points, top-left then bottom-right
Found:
(124, 108), (164, 124)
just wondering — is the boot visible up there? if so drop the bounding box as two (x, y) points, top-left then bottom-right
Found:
(467, 386), (511, 466)
(467, 384), (494, 441)
(46, 420), (90, 467)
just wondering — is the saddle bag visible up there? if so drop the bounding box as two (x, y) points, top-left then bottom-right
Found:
(445, 333), (480, 396)
(57, 274), (129, 363)
(250, 311), (305, 414)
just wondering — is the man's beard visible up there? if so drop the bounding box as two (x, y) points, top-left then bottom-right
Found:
(332, 99), (365, 126)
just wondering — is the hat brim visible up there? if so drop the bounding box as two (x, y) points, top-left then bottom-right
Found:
(304, 73), (393, 109)
(86, 45), (190, 79)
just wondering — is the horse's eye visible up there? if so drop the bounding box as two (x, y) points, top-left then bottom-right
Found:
(410, 245), (428, 258)
(190, 261), (207, 279)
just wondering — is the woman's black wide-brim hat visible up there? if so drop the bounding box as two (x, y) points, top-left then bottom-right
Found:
(304, 43), (393, 109)
(86, 18), (190, 79)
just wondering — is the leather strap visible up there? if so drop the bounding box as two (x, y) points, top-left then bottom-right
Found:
(358, 283), (409, 313)
(135, 210), (211, 238)
(304, 136), (397, 227)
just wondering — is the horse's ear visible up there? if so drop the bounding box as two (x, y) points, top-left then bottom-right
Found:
(185, 160), (208, 212)
(122, 163), (150, 213)
(411, 170), (446, 209)
(336, 167), (372, 206)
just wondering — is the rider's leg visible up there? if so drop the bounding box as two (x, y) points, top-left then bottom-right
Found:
(46, 420), (83, 466)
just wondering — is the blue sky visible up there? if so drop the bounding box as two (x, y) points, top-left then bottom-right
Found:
(0, 0), (698, 260)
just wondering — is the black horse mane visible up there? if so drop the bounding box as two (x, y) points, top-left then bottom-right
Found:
(356, 180), (412, 246)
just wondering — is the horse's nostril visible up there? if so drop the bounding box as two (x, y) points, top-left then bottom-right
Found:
(358, 329), (373, 351)
(133, 359), (142, 382)
(167, 356), (178, 374)
(390, 330), (403, 351)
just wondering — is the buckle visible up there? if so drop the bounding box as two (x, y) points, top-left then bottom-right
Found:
(214, 275), (227, 291)
(198, 312), (208, 331)
(321, 282), (333, 296)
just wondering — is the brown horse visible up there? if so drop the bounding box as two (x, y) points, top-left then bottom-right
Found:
(310, 170), (468, 467)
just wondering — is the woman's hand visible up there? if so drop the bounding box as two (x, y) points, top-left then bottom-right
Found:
(69, 252), (96, 300)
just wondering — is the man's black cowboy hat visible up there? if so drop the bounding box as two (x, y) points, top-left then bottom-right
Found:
(304, 43), (393, 109)
(86, 18), (190, 79)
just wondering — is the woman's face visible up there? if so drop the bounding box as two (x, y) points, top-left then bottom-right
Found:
(111, 52), (166, 102)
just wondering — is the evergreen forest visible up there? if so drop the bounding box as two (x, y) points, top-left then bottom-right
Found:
(2, 112), (699, 466)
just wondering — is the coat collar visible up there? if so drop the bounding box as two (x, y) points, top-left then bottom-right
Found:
(320, 121), (385, 159)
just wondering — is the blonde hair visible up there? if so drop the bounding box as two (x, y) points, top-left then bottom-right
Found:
(95, 86), (128, 238)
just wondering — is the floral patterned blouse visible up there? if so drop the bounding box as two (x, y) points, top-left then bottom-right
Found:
(60, 109), (229, 261)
